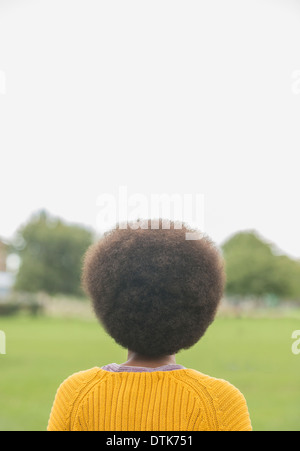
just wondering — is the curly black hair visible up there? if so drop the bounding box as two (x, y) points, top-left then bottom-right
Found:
(82, 219), (225, 358)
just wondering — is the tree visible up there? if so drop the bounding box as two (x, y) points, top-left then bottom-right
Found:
(14, 210), (94, 296)
(222, 231), (300, 300)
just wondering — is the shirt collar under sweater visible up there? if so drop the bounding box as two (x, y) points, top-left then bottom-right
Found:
(101, 363), (186, 372)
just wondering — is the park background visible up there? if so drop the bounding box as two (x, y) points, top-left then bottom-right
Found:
(1, 0), (300, 431)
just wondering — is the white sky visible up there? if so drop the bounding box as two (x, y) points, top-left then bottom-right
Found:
(0, 0), (300, 257)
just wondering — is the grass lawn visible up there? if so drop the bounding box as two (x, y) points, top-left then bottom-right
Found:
(0, 314), (299, 431)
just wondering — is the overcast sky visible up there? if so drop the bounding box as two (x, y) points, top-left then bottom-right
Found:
(0, 0), (300, 258)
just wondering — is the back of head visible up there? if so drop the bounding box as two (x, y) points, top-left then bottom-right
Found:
(82, 219), (225, 358)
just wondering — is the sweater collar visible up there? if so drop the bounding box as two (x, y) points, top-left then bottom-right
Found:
(101, 363), (186, 372)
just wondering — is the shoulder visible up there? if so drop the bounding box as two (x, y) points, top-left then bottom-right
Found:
(54, 367), (107, 406)
(47, 367), (106, 431)
(171, 369), (252, 431)
(171, 368), (245, 397)
(59, 367), (104, 390)
(170, 367), (233, 387)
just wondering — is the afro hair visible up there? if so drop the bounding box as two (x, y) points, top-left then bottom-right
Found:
(82, 219), (225, 358)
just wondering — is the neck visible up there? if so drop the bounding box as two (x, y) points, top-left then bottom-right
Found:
(120, 350), (177, 368)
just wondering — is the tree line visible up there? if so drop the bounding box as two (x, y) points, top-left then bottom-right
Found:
(10, 211), (300, 301)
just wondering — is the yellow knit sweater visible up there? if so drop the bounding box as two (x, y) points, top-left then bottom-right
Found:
(47, 367), (252, 431)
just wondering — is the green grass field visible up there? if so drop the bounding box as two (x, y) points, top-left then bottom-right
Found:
(0, 314), (299, 431)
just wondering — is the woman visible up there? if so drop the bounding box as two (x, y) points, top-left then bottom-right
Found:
(47, 219), (252, 431)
